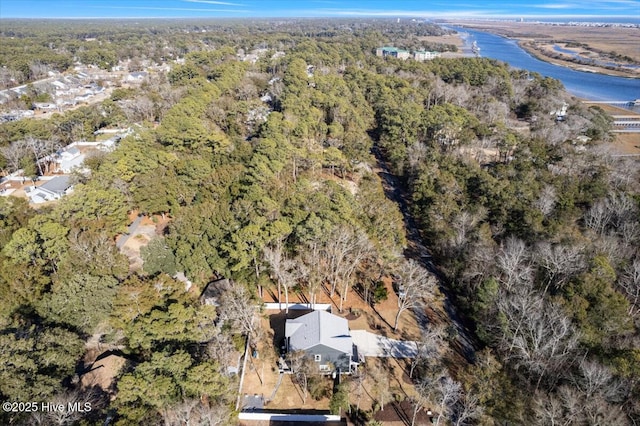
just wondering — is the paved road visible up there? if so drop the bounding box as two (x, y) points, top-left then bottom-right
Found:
(351, 330), (417, 358)
(372, 147), (478, 362)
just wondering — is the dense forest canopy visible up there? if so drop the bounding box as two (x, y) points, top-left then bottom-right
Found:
(0, 18), (638, 425)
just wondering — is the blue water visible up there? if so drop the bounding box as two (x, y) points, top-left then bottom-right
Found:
(450, 26), (640, 103)
(552, 45), (577, 55)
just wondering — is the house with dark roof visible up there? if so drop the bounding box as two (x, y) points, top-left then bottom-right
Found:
(285, 310), (359, 374)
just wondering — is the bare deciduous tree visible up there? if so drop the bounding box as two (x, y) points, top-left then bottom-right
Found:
(453, 391), (483, 426)
(585, 199), (612, 235)
(496, 237), (532, 291)
(121, 95), (156, 122)
(449, 209), (485, 255)
(406, 142), (429, 174)
(534, 242), (586, 293)
(410, 379), (431, 426)
(410, 324), (446, 378)
(207, 331), (237, 374)
(42, 388), (99, 426)
(369, 363), (392, 411)
(263, 237), (288, 311)
(300, 238), (324, 309)
(287, 350), (315, 403)
(606, 192), (637, 230)
(416, 372), (463, 426)
(394, 259), (436, 331)
(618, 259), (640, 318)
(534, 184), (557, 218)
(0, 140), (29, 173)
(216, 280), (257, 339)
(535, 370), (630, 426)
(338, 229), (374, 312)
(350, 369), (366, 411)
(502, 300), (579, 391)
(163, 399), (233, 426)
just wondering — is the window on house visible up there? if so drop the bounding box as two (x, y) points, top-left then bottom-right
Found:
(314, 354), (321, 362)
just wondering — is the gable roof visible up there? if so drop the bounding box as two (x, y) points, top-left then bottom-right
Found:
(40, 175), (72, 194)
(285, 310), (352, 355)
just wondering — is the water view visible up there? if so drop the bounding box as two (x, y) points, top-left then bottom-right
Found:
(452, 26), (640, 105)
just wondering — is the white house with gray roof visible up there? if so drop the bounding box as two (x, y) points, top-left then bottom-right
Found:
(285, 310), (359, 374)
(28, 175), (73, 204)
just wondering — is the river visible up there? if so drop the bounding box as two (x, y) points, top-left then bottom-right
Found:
(449, 26), (640, 107)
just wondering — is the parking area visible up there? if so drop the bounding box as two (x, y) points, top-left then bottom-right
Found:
(350, 330), (417, 358)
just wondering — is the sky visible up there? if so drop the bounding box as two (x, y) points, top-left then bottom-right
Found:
(0, 0), (639, 20)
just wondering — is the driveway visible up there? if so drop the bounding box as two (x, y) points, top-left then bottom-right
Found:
(351, 330), (417, 358)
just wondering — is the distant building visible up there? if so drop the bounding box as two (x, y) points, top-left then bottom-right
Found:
(51, 80), (67, 90)
(33, 103), (57, 111)
(413, 50), (441, 61)
(377, 46), (442, 62)
(376, 46), (411, 60)
(126, 71), (148, 82)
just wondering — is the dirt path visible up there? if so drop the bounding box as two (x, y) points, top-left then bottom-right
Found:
(372, 147), (478, 363)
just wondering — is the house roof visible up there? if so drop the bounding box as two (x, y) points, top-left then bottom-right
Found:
(40, 175), (72, 194)
(285, 311), (353, 355)
(66, 146), (81, 156)
(59, 154), (85, 172)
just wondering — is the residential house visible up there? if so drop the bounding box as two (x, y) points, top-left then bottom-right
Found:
(28, 175), (73, 204)
(51, 80), (67, 90)
(285, 310), (359, 374)
(55, 146), (85, 173)
(33, 102), (58, 111)
(126, 71), (148, 82)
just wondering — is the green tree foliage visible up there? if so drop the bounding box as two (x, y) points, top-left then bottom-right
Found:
(111, 274), (230, 424)
(55, 183), (129, 235)
(168, 63), (202, 84)
(112, 274), (216, 351)
(563, 256), (633, 347)
(330, 382), (350, 415)
(0, 317), (83, 401)
(0, 197), (34, 249)
(38, 274), (119, 334)
(141, 237), (177, 276)
(0, 18), (635, 425)
(420, 103), (480, 149)
(426, 57), (512, 87)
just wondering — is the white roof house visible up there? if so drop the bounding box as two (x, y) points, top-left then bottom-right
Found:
(55, 147), (85, 173)
(51, 80), (67, 90)
(126, 71), (148, 82)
